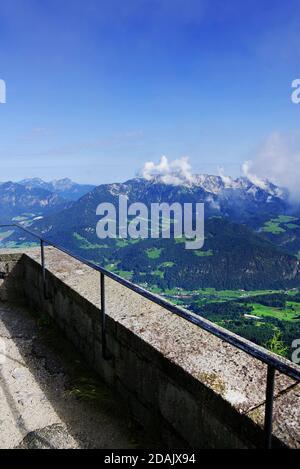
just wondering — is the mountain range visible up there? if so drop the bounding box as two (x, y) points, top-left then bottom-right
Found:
(1, 174), (299, 291)
(2, 174), (300, 355)
(18, 177), (95, 201)
(0, 181), (72, 224)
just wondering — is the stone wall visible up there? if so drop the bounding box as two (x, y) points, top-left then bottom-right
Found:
(0, 251), (290, 449)
(0, 253), (25, 302)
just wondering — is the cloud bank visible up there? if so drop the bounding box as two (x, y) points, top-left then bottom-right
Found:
(242, 132), (300, 201)
(140, 136), (300, 202)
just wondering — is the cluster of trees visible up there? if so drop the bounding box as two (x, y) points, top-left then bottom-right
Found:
(190, 301), (253, 319)
(238, 293), (286, 308)
(227, 316), (300, 358)
(289, 293), (300, 303)
(189, 298), (300, 359)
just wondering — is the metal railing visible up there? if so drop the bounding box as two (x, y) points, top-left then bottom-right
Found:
(1, 223), (300, 449)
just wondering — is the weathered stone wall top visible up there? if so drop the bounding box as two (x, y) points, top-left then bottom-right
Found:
(0, 247), (299, 448)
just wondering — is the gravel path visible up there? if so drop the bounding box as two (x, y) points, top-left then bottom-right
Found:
(0, 301), (151, 449)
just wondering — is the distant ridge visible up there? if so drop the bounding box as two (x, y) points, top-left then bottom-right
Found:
(0, 181), (72, 224)
(18, 178), (95, 201)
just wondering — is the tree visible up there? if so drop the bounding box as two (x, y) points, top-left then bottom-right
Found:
(265, 330), (288, 357)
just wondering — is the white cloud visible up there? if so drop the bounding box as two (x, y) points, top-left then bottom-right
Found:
(242, 132), (300, 201)
(241, 160), (269, 191)
(217, 166), (233, 186)
(140, 155), (194, 185)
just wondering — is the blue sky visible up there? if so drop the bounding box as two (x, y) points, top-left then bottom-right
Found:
(0, 0), (299, 184)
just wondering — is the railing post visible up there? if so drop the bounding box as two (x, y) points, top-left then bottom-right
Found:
(264, 365), (275, 449)
(40, 239), (46, 298)
(100, 272), (109, 359)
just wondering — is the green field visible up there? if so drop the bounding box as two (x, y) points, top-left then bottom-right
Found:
(274, 215), (297, 223)
(115, 238), (141, 247)
(194, 249), (214, 257)
(250, 302), (300, 321)
(73, 233), (109, 249)
(186, 287), (281, 304)
(151, 269), (164, 279)
(155, 286), (300, 358)
(11, 212), (43, 227)
(104, 261), (121, 271)
(114, 270), (133, 280)
(146, 247), (163, 259)
(261, 216), (299, 235)
(262, 221), (285, 234)
(159, 261), (175, 268)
